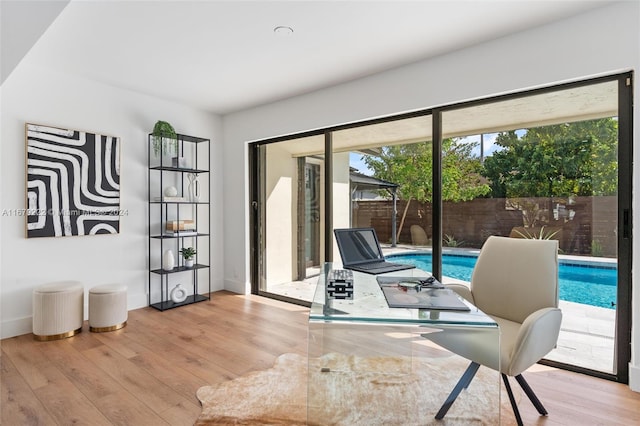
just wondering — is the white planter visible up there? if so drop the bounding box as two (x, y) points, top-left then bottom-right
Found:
(185, 258), (194, 268)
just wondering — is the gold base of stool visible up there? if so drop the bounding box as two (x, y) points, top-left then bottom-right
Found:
(34, 327), (82, 341)
(90, 321), (127, 333)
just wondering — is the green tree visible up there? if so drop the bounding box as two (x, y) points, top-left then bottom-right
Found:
(441, 139), (491, 201)
(482, 118), (618, 199)
(364, 139), (489, 236)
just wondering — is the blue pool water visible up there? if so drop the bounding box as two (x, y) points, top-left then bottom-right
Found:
(386, 252), (617, 309)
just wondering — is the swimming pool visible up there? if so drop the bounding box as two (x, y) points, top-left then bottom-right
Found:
(386, 252), (617, 309)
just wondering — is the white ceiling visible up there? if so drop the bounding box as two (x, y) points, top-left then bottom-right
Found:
(14, 0), (615, 115)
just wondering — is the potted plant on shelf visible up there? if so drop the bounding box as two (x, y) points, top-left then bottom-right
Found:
(151, 120), (178, 158)
(179, 247), (197, 268)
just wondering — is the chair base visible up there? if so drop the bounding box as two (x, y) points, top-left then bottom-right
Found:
(502, 374), (523, 425)
(435, 361), (480, 420)
(502, 374), (548, 426)
(436, 363), (549, 426)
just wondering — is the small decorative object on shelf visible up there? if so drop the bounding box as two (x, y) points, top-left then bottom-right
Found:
(179, 247), (197, 268)
(162, 249), (175, 271)
(164, 186), (178, 197)
(172, 156), (187, 168)
(187, 173), (201, 202)
(148, 131), (211, 311)
(169, 284), (188, 303)
(166, 220), (195, 231)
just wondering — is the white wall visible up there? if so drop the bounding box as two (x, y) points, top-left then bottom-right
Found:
(0, 63), (224, 339)
(222, 2), (640, 389)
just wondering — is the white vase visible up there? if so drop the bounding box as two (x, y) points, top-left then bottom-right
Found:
(187, 173), (201, 202)
(170, 284), (188, 303)
(162, 249), (175, 271)
(185, 258), (194, 268)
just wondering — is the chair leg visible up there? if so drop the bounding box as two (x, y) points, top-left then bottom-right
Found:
(515, 374), (548, 416)
(502, 374), (524, 426)
(435, 362), (480, 420)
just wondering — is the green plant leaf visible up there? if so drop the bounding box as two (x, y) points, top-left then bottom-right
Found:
(151, 120), (177, 157)
(179, 247), (196, 259)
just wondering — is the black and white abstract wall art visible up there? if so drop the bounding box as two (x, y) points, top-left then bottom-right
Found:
(25, 123), (121, 238)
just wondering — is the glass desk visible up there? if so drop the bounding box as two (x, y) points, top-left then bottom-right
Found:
(308, 263), (501, 425)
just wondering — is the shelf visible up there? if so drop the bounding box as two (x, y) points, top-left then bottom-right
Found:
(151, 264), (209, 275)
(149, 294), (209, 311)
(150, 233), (210, 239)
(176, 134), (209, 143)
(150, 201), (209, 205)
(148, 131), (211, 310)
(149, 166), (209, 173)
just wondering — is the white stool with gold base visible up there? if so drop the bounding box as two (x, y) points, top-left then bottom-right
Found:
(32, 281), (84, 341)
(89, 284), (128, 332)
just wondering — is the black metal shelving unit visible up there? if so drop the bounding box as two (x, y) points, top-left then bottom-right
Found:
(148, 132), (211, 311)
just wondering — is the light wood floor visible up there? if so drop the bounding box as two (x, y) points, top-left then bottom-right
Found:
(2, 291), (639, 425)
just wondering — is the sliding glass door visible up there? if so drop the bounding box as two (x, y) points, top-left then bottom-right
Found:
(249, 73), (632, 382)
(440, 79), (626, 377)
(251, 134), (325, 302)
(330, 115), (434, 263)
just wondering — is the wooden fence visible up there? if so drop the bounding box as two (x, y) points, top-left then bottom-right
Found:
(353, 196), (616, 257)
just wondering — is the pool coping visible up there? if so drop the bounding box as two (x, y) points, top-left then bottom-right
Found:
(383, 245), (618, 269)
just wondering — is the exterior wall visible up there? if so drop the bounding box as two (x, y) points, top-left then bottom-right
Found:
(265, 143), (296, 284)
(261, 149), (350, 284)
(332, 152), (351, 258)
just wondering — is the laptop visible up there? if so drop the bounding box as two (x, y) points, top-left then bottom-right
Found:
(334, 228), (416, 275)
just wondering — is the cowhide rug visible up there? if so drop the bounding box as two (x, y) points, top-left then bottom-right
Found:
(196, 352), (516, 425)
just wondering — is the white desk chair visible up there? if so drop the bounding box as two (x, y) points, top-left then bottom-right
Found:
(430, 236), (562, 426)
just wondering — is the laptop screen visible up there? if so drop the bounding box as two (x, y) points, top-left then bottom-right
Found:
(334, 228), (384, 266)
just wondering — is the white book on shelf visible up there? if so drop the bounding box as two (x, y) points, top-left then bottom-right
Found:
(154, 196), (188, 202)
(165, 230), (198, 236)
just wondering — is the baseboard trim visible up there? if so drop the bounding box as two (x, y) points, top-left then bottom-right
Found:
(129, 293), (148, 311)
(224, 279), (248, 295)
(1, 293), (148, 340)
(1, 316), (33, 340)
(629, 363), (640, 392)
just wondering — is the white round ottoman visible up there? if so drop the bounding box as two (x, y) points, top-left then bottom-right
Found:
(32, 281), (84, 341)
(89, 284), (128, 332)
